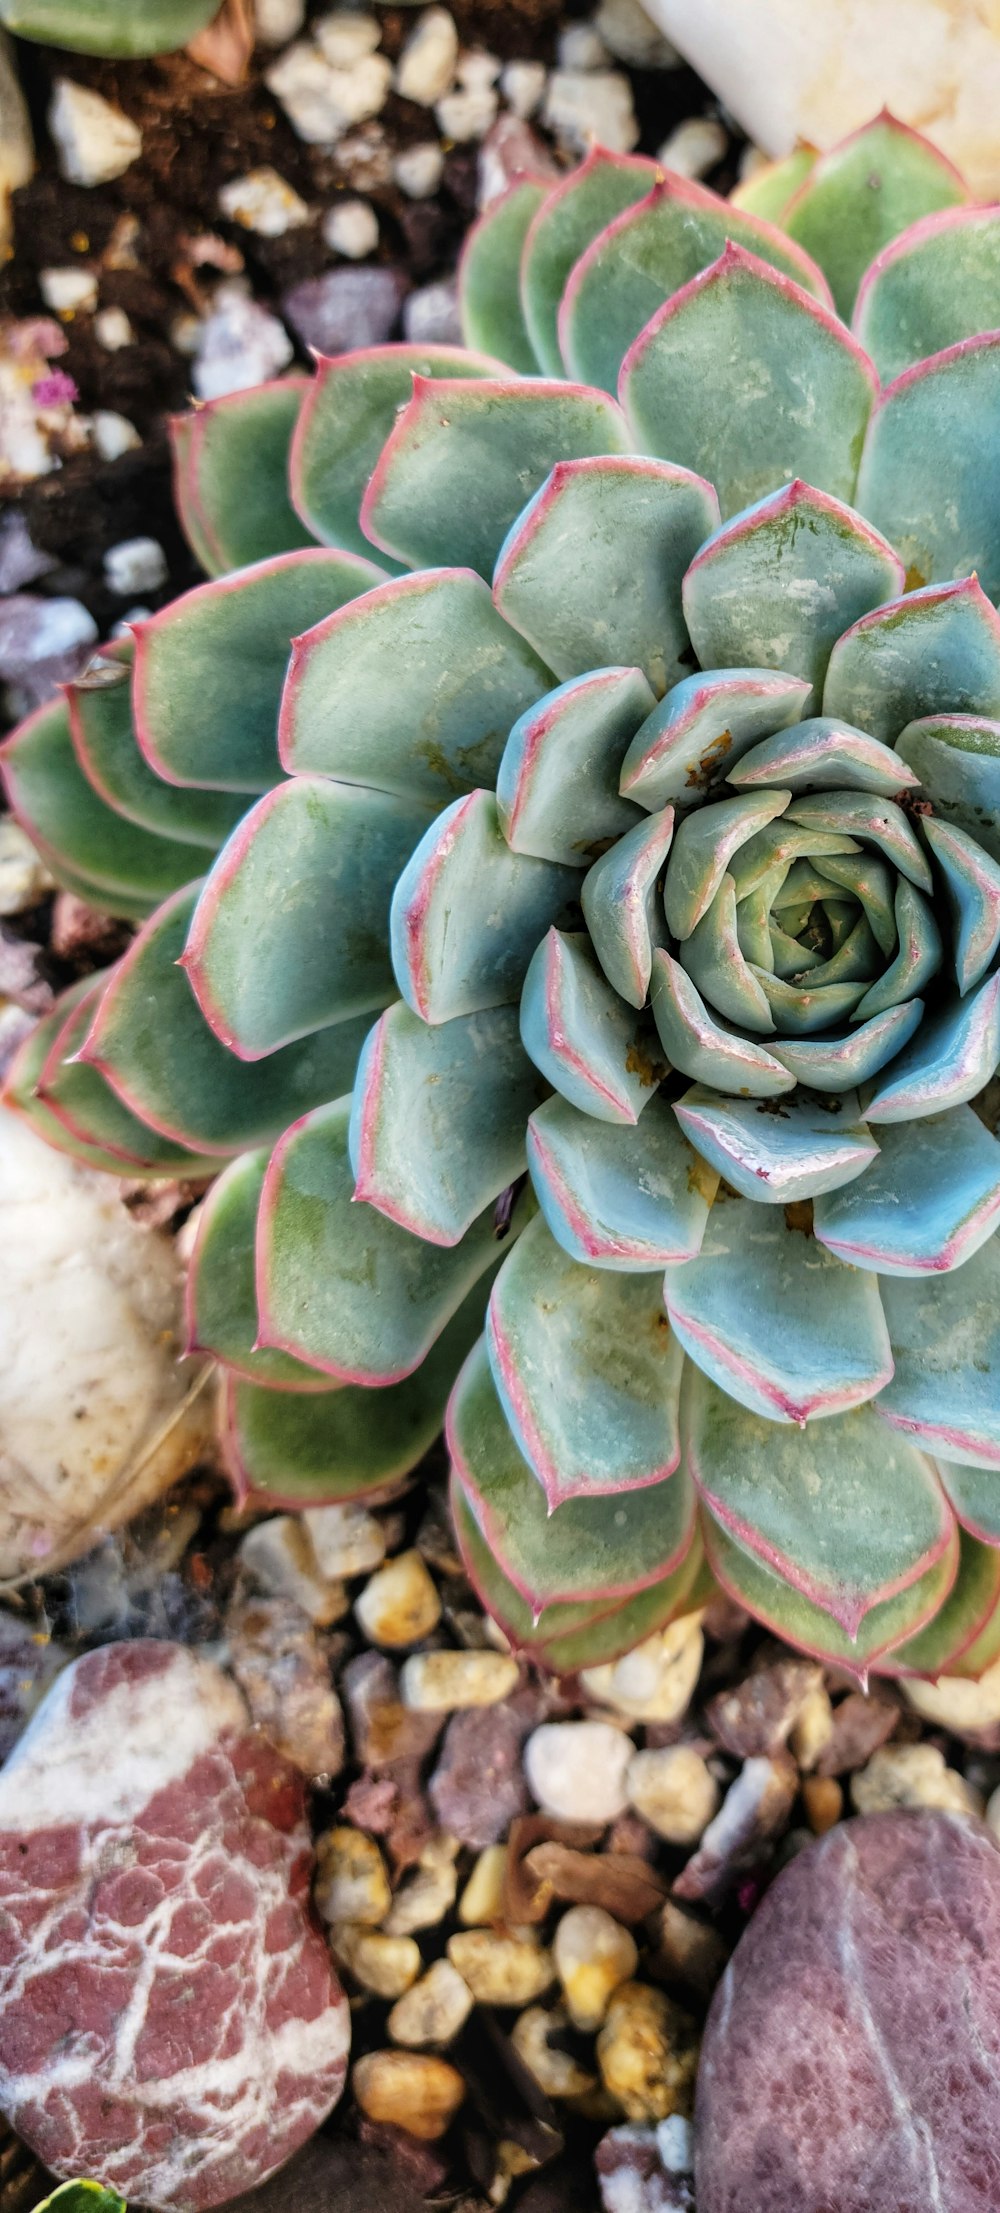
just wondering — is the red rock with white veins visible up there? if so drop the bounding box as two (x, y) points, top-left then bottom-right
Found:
(0, 1639), (350, 2212)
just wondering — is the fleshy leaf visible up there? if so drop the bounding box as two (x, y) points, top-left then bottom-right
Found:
(360, 375), (630, 577)
(28, 2187), (128, 2213)
(665, 1193), (892, 1422)
(769, 1000), (923, 1091)
(663, 789), (791, 940)
(391, 789), (577, 1024)
(852, 882), (942, 1020)
(619, 668), (811, 812)
(814, 1108), (1000, 1276)
(171, 381), (315, 576)
(682, 482), (905, 691)
(620, 243), (876, 518)
(938, 1461), (1000, 1548)
(685, 1364), (952, 1636)
(894, 713), (1000, 868)
(2, 985), (140, 1173)
(702, 1511), (958, 1675)
(581, 806), (675, 1007)
(857, 336), (1000, 600)
(526, 1092), (717, 1272)
(459, 179), (548, 372)
(853, 205), (1000, 386)
(186, 1148), (335, 1390)
(782, 113), (968, 320)
(783, 791), (932, 891)
(879, 1237), (1000, 1467)
(349, 999), (547, 1246)
(485, 1213), (683, 1504)
(864, 971), (1000, 1121)
(673, 1082), (878, 1203)
(183, 778), (431, 1058)
(680, 875), (775, 1036)
(729, 146), (817, 222)
(521, 928), (663, 1125)
(257, 1095), (528, 1383)
(650, 952), (795, 1099)
(134, 549), (386, 792)
(882, 1529), (1000, 1681)
(493, 454), (718, 695)
(922, 814), (1000, 992)
(36, 983), (219, 1178)
(497, 666), (652, 864)
(0, 0), (217, 55)
(67, 641), (245, 849)
(1, 697), (197, 915)
(824, 577), (1000, 744)
(519, 149), (659, 376)
(728, 714), (922, 797)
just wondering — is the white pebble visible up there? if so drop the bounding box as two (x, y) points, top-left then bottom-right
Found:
(48, 78), (141, 187)
(266, 41), (391, 144)
(543, 67), (638, 155)
(403, 277), (461, 344)
(39, 266), (97, 314)
(218, 166), (309, 237)
(91, 411), (141, 462)
(500, 60), (547, 119)
(302, 1502), (386, 1579)
(331, 1924), (420, 1998)
(254, 0), (306, 40)
(314, 1824), (392, 1925)
(192, 286), (293, 400)
(435, 86), (498, 141)
(656, 115), (728, 179)
(0, 820), (53, 916)
(238, 1514), (347, 1626)
(524, 1720), (632, 1824)
(457, 47), (501, 90)
(354, 1548), (441, 1647)
(322, 196), (379, 257)
(850, 1744), (982, 1818)
(557, 21), (609, 69)
(393, 140), (446, 198)
(401, 1649), (519, 1711)
(447, 1928), (554, 2007)
(554, 1904), (637, 2030)
(314, 8), (381, 64)
(594, 0), (680, 67)
(512, 2004), (597, 2098)
(384, 1835), (459, 1936)
(458, 1844), (507, 1926)
(626, 1745), (720, 1845)
(103, 536), (167, 596)
(388, 1957), (473, 2047)
(582, 1615), (704, 1723)
(905, 1656), (1000, 1733)
(658, 2114), (695, 2174)
(396, 8), (459, 106)
(94, 306), (134, 351)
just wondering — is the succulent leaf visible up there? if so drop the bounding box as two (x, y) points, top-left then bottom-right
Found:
(853, 205), (1000, 386)
(34, 982), (219, 1179)
(882, 1528), (1000, 1680)
(1, 698), (198, 916)
(525, 1089), (718, 1273)
(521, 928), (663, 1124)
(672, 1083), (878, 1203)
(459, 180), (549, 372)
(864, 971), (1000, 1120)
(581, 806), (675, 1007)
(858, 336), (1000, 600)
(391, 790), (578, 1024)
(823, 576), (1000, 743)
(517, 149), (659, 376)
(67, 640), (245, 849)
(781, 113), (969, 320)
(728, 714), (921, 797)
(938, 1461), (1000, 1547)
(186, 1149), (337, 1389)
(497, 666), (652, 864)
(171, 382), (316, 576)
(921, 814), (1000, 992)
(895, 714), (1000, 867)
(878, 1237), (1000, 1466)
(814, 1107), (1000, 1275)
(703, 1510), (959, 1675)
(0, 0), (218, 53)
(619, 667), (812, 811)
(650, 953), (796, 1099)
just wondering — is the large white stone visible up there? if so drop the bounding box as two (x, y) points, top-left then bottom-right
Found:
(0, 1107), (214, 1585)
(48, 79), (141, 188)
(644, 0), (1000, 198)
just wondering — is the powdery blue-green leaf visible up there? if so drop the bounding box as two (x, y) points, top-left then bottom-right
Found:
(0, 0), (216, 52)
(650, 951), (795, 1098)
(289, 344), (505, 563)
(349, 999), (547, 1246)
(664, 790), (791, 940)
(781, 113), (969, 320)
(67, 641), (245, 850)
(493, 455), (718, 696)
(879, 1236), (1000, 1468)
(814, 1108), (1000, 1276)
(186, 1148), (337, 1390)
(680, 876), (775, 1036)
(391, 790), (577, 1024)
(619, 667), (811, 812)
(620, 243), (877, 518)
(938, 1461), (1000, 1548)
(857, 335), (1000, 600)
(134, 549), (386, 792)
(449, 1334), (695, 1606)
(783, 792), (932, 893)
(896, 718), (1000, 877)
(864, 971), (1000, 1121)
(497, 666), (652, 864)
(526, 1092), (717, 1272)
(581, 806), (675, 1007)
(729, 145), (818, 222)
(769, 1000), (923, 1091)
(518, 148), (659, 377)
(459, 179), (548, 371)
(3, 985), (147, 1174)
(882, 1528), (1000, 1681)
(682, 481), (905, 691)
(852, 881), (941, 1019)
(728, 714), (922, 798)
(485, 1212), (683, 1505)
(823, 576), (1000, 743)
(171, 380), (315, 577)
(922, 814), (1000, 992)
(35, 983), (219, 1179)
(702, 1511), (959, 1677)
(685, 1363), (953, 1636)
(853, 204), (1000, 386)
(360, 375), (630, 578)
(664, 1193), (892, 1422)
(280, 566), (552, 803)
(182, 778), (431, 1058)
(521, 928), (663, 1125)
(257, 1094), (528, 1383)
(1, 696), (197, 917)
(673, 1083), (878, 1203)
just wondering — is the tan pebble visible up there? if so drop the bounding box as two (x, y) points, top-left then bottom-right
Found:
(401, 1649), (520, 1710)
(355, 1548), (441, 1647)
(384, 1833), (460, 1936)
(905, 1657), (1000, 1734)
(581, 1615), (704, 1724)
(850, 1744), (982, 1819)
(448, 1927), (555, 2006)
(314, 1825), (391, 1926)
(388, 1957), (474, 2048)
(352, 2049), (466, 2139)
(596, 1982), (698, 2123)
(238, 1515), (347, 1626)
(790, 1683), (834, 1772)
(553, 1904), (637, 2031)
(512, 2004), (597, 2098)
(302, 1501), (387, 1579)
(803, 1775), (843, 1836)
(626, 1745), (720, 1846)
(331, 1924), (422, 1999)
(459, 1843), (507, 1925)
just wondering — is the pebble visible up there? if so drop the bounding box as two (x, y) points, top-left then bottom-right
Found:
(513, 2004), (597, 2099)
(342, 1649), (443, 1768)
(789, 1683), (834, 1771)
(653, 1900), (730, 2004)
(226, 1593), (345, 1780)
(102, 535), (168, 596)
(707, 1655), (822, 1760)
(254, 0), (306, 40)
(402, 278), (462, 346)
(0, 1613), (66, 1763)
(905, 1656), (1000, 1735)
(447, 1928), (555, 2007)
(0, 819), (52, 917)
(219, 166), (310, 237)
(500, 59), (547, 119)
(93, 305), (134, 351)
(393, 140), (445, 197)
(352, 2050), (466, 2140)
(597, 1984), (698, 2124)
(396, 8), (459, 105)
(626, 1746), (721, 1846)
(0, 593), (97, 714)
(388, 1958), (473, 2047)
(330, 1924), (420, 1998)
(673, 1756), (797, 1906)
(595, 2122), (695, 2213)
(303, 1502), (386, 1580)
(459, 1843), (507, 1925)
(477, 110), (559, 206)
(332, 120), (393, 190)
(402, 1650), (519, 1712)
(314, 1824), (392, 1925)
(39, 266), (97, 314)
(314, 9), (382, 65)
(355, 1549), (441, 1648)
(582, 1617), (703, 1724)
(656, 115), (728, 179)
(0, 510), (53, 595)
(595, 0), (681, 65)
(430, 1704), (529, 1848)
(557, 22), (610, 69)
(48, 79), (141, 187)
(850, 1743), (982, 1818)
(542, 67), (639, 155)
(322, 196), (379, 257)
(813, 1688), (899, 1775)
(91, 410), (140, 463)
(383, 1833), (459, 1935)
(457, 47), (502, 89)
(802, 1776), (843, 1836)
(239, 1515), (348, 1627)
(283, 264), (407, 356)
(554, 1904), (638, 2031)
(436, 87), (498, 141)
(192, 285), (293, 400)
(523, 1840), (665, 1925)
(266, 41), (391, 144)
(524, 1721), (633, 1825)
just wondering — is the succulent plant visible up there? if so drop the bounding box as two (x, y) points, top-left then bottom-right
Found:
(8, 116), (1000, 1678)
(0, 0), (220, 56)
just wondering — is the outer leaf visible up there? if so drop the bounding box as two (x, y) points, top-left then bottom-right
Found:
(2, 985), (141, 1173)
(938, 1461), (1000, 1548)
(391, 790), (576, 1025)
(814, 1108), (1000, 1276)
(619, 668), (811, 811)
(922, 814), (1000, 993)
(134, 549), (386, 792)
(497, 666), (652, 864)
(864, 972), (1000, 1121)
(0, 0), (216, 52)
(664, 1195), (892, 1422)
(582, 806), (675, 1007)
(729, 145), (817, 222)
(459, 179), (548, 372)
(171, 412), (220, 578)
(620, 243), (876, 518)
(82, 887), (370, 1155)
(685, 1365), (953, 1637)
(521, 929), (663, 1126)
(485, 1213), (684, 1505)
(782, 113), (968, 319)
(896, 715), (1000, 868)
(857, 335), (1000, 600)
(349, 1000), (547, 1246)
(702, 1512), (959, 1677)
(650, 952), (795, 1099)
(182, 779), (431, 1058)
(186, 1148), (334, 1390)
(0, 697), (196, 916)
(673, 1082), (878, 1203)
(728, 714), (922, 797)
(279, 567), (552, 803)
(37, 984), (218, 1178)
(853, 205), (1000, 386)
(882, 1529), (1000, 1681)
(681, 481), (905, 690)
(257, 1095), (528, 1383)
(519, 149), (659, 377)
(171, 381), (315, 576)
(769, 1000), (923, 1091)
(879, 1237), (1000, 1468)
(28, 2187), (127, 2213)
(67, 641), (244, 849)
(493, 454), (718, 695)
(526, 1091), (716, 1272)
(823, 577), (1000, 744)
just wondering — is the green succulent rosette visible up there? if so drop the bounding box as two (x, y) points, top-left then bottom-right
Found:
(8, 117), (1000, 1679)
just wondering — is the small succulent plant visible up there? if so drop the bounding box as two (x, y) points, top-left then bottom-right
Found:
(8, 117), (1000, 1678)
(0, 0), (220, 57)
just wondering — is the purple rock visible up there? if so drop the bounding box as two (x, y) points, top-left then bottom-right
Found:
(0, 593), (97, 713)
(696, 1809), (1000, 2213)
(429, 1703), (529, 1849)
(282, 266), (408, 357)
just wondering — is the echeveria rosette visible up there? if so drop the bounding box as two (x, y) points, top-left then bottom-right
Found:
(8, 121), (1000, 1680)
